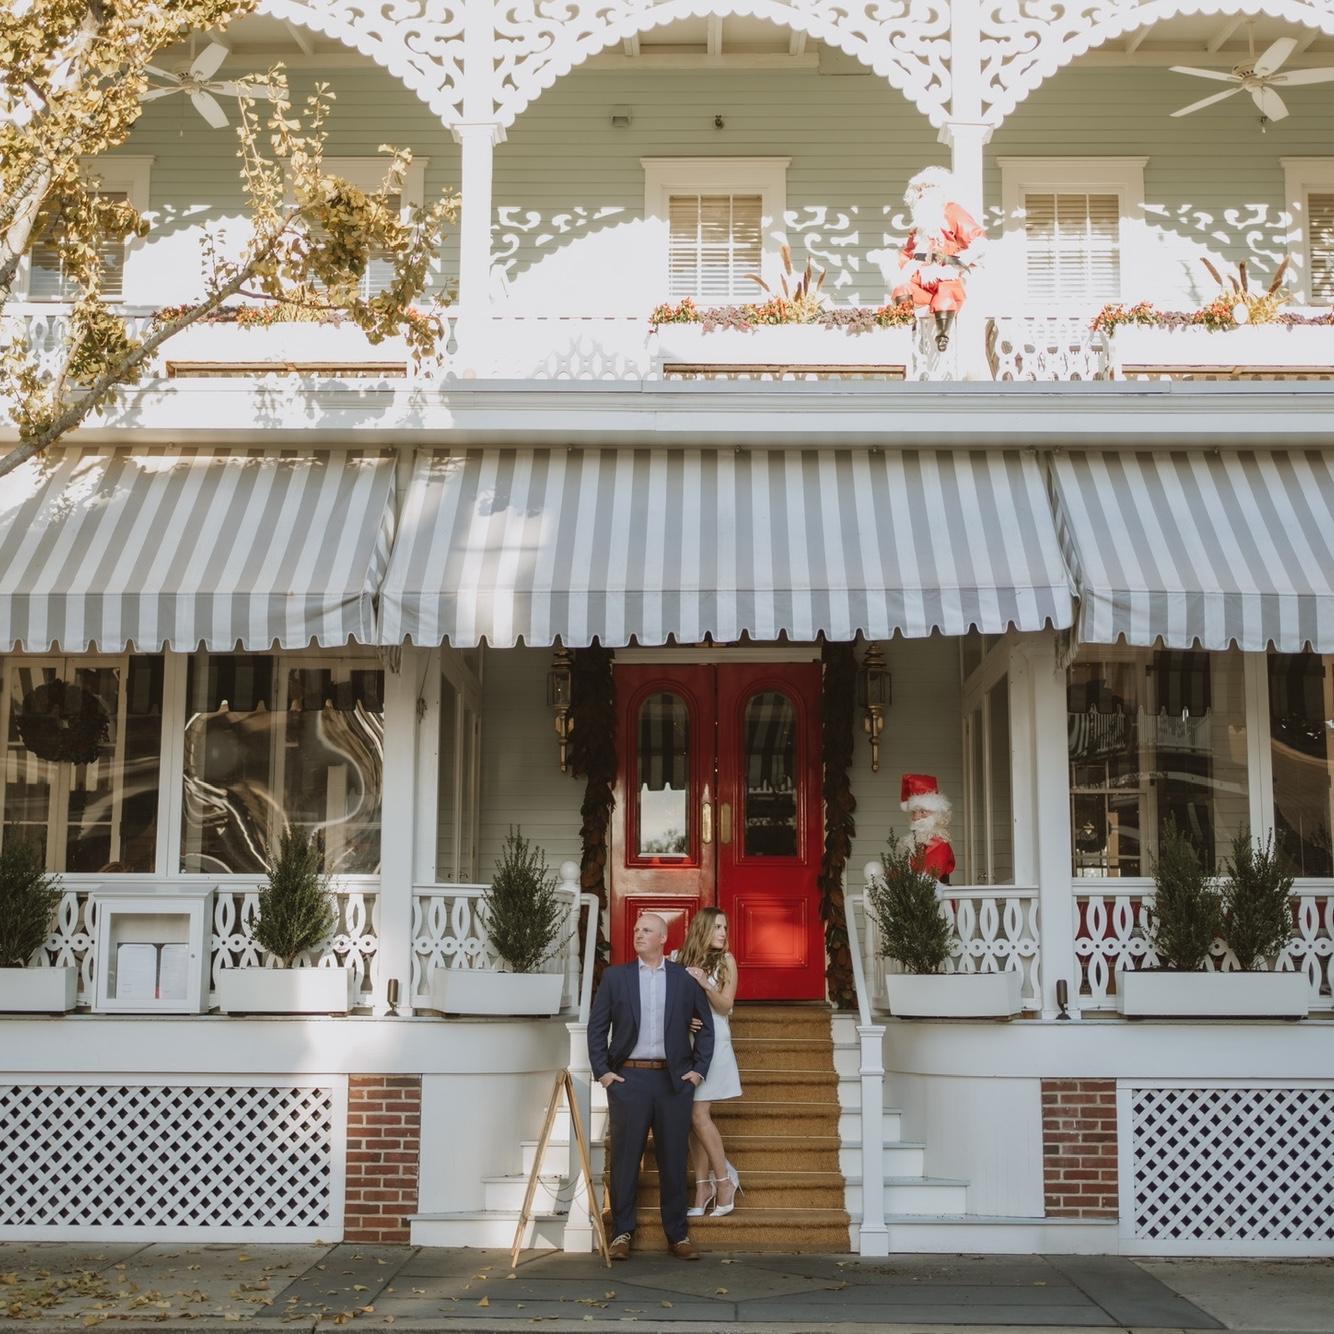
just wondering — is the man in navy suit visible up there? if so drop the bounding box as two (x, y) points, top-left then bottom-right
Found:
(588, 912), (715, 1260)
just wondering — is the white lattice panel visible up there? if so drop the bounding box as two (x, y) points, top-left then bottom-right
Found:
(0, 1080), (344, 1241)
(1076, 892), (1333, 1010)
(1126, 1085), (1334, 1246)
(988, 315), (1104, 381)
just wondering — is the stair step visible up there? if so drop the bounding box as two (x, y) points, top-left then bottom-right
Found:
(735, 1067), (839, 1091)
(409, 1210), (566, 1249)
(725, 1038), (838, 1070)
(635, 1170), (846, 1210)
(709, 1099), (840, 1132)
(727, 1006), (835, 1040)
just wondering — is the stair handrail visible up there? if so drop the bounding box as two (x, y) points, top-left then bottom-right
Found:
(844, 861), (882, 1026)
(562, 882), (603, 1253)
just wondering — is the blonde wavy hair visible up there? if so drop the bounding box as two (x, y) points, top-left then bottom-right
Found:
(677, 907), (732, 988)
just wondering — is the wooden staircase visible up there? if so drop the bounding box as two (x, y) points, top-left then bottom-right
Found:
(621, 1003), (852, 1252)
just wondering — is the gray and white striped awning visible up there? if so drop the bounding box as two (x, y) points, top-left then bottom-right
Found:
(1052, 450), (1334, 652)
(378, 448), (1073, 647)
(0, 447), (395, 652)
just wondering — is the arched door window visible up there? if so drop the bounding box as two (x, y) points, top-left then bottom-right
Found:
(741, 690), (798, 858)
(636, 691), (690, 860)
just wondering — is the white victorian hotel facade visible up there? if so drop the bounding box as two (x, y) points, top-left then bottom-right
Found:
(3, 0), (1334, 1259)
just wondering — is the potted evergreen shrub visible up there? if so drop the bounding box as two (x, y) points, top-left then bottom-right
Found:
(870, 835), (1021, 1018)
(216, 828), (354, 1015)
(1117, 825), (1304, 1017)
(0, 842), (74, 1013)
(429, 829), (570, 1017)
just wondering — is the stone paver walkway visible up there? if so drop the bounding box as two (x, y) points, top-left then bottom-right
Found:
(0, 1243), (1330, 1332)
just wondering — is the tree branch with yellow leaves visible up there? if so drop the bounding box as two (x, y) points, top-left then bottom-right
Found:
(1, 0), (458, 479)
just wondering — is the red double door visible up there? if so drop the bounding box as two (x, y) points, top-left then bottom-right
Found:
(610, 661), (825, 1000)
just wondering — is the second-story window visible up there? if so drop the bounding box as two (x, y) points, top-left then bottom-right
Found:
(1023, 191), (1120, 306)
(1309, 191), (1334, 304)
(28, 192), (131, 301)
(315, 158), (427, 301)
(667, 193), (763, 302)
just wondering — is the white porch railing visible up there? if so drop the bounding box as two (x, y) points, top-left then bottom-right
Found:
(1075, 889), (1334, 1011)
(856, 865), (1043, 1013)
(987, 314), (1103, 381)
(36, 882), (381, 1008)
(410, 861), (586, 1012)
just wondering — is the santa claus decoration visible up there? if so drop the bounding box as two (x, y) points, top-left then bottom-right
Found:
(900, 772), (956, 883)
(893, 166), (987, 353)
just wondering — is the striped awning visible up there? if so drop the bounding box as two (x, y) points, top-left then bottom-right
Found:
(0, 448), (395, 652)
(1052, 450), (1334, 652)
(378, 448), (1074, 647)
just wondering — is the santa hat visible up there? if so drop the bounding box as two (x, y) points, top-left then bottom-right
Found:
(901, 773), (947, 811)
(904, 166), (953, 203)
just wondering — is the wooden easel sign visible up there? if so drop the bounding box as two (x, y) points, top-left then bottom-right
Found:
(511, 1068), (611, 1269)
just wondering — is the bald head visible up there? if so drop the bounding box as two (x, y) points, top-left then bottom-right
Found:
(633, 913), (668, 965)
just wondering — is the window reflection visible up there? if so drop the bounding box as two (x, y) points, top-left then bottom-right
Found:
(1269, 654), (1333, 877)
(1068, 651), (1248, 876)
(743, 691), (797, 858)
(181, 654), (384, 875)
(637, 692), (689, 859)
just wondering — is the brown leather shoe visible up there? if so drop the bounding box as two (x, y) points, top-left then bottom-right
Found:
(669, 1238), (700, 1261)
(608, 1233), (632, 1261)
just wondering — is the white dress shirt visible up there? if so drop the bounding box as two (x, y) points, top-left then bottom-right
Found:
(628, 958), (667, 1060)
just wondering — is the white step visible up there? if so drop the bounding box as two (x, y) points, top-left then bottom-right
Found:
(521, 1137), (607, 1176)
(410, 1210), (566, 1249)
(843, 1176), (969, 1217)
(483, 1173), (579, 1213)
(839, 1141), (925, 1178)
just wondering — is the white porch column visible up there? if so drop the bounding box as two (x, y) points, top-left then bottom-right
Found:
(1021, 634), (1081, 1020)
(376, 647), (428, 1014)
(937, 121), (992, 381)
(452, 122), (504, 377)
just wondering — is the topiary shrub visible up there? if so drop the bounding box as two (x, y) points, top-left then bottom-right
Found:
(0, 841), (61, 968)
(867, 831), (951, 975)
(1221, 829), (1295, 972)
(1148, 823), (1223, 972)
(254, 827), (337, 968)
(485, 828), (566, 974)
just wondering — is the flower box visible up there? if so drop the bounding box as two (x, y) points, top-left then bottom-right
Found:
(1116, 970), (1310, 1019)
(162, 321), (412, 374)
(653, 324), (912, 372)
(0, 966), (78, 1013)
(216, 966), (357, 1015)
(1104, 325), (1334, 378)
(886, 968), (1022, 1019)
(428, 966), (564, 1017)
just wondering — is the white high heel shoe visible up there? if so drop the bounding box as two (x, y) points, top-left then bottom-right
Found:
(712, 1165), (743, 1218)
(686, 1177), (716, 1218)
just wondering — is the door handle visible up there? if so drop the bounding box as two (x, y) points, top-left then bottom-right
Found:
(701, 799), (713, 845)
(720, 802), (733, 846)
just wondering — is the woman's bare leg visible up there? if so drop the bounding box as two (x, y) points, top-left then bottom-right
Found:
(691, 1102), (733, 1206)
(689, 1128), (713, 1208)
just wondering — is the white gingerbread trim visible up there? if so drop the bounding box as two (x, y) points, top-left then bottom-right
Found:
(1281, 158), (1334, 304)
(980, 0), (1334, 127)
(491, 0), (952, 130)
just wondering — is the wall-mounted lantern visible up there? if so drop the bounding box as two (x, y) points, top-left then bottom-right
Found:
(857, 642), (890, 773)
(547, 646), (574, 772)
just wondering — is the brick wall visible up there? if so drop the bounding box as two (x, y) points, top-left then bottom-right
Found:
(1041, 1079), (1118, 1219)
(344, 1075), (422, 1242)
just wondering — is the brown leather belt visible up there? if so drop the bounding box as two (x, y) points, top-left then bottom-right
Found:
(621, 1059), (667, 1070)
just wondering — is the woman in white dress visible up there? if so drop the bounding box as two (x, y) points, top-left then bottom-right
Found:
(677, 907), (743, 1217)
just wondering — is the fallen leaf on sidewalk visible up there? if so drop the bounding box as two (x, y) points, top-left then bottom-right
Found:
(715, 1287), (728, 1294)
(478, 1295), (490, 1307)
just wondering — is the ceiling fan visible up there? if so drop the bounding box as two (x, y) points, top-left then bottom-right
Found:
(1170, 26), (1334, 123)
(142, 41), (273, 129)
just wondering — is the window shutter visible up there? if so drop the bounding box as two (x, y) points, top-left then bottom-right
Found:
(1023, 190), (1120, 306)
(28, 191), (129, 301)
(307, 192), (401, 300)
(1309, 191), (1334, 304)
(668, 193), (763, 302)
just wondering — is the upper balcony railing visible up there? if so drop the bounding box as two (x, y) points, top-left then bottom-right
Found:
(7, 303), (1334, 391)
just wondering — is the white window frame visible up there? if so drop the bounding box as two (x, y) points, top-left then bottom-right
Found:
(19, 155), (153, 304)
(997, 157), (1147, 312)
(1281, 158), (1334, 305)
(642, 157), (790, 302)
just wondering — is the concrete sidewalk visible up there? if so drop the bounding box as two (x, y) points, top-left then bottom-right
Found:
(0, 1242), (1330, 1332)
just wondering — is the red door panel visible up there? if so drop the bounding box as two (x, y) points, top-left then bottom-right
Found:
(610, 665), (715, 963)
(717, 663), (824, 1000)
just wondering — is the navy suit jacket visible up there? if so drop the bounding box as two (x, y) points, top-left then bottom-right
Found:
(587, 958), (715, 1084)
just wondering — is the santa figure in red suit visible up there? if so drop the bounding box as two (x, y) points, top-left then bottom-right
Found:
(901, 773), (956, 883)
(893, 165), (987, 353)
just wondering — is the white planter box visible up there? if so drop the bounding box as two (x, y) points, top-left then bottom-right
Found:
(1106, 325), (1334, 377)
(216, 966), (356, 1015)
(0, 966), (77, 1013)
(1116, 970), (1311, 1019)
(886, 968), (1022, 1019)
(653, 323), (911, 370)
(429, 967), (564, 1017)
(163, 321), (412, 371)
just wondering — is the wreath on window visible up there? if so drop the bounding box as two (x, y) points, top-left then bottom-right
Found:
(15, 679), (110, 765)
